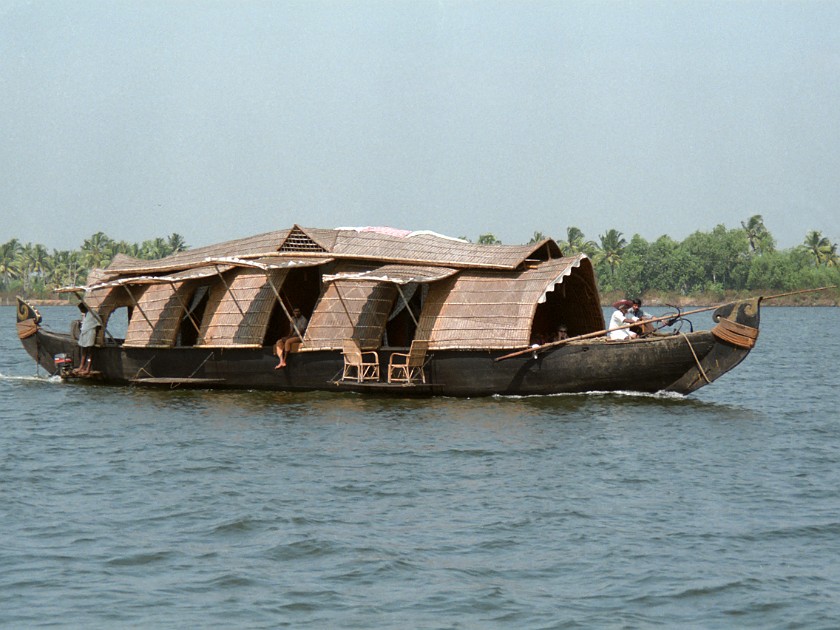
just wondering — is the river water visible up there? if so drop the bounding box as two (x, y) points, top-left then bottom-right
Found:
(1, 305), (839, 628)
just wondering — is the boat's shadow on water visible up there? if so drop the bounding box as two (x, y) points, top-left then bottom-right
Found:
(1, 371), (760, 422)
(92, 385), (759, 423)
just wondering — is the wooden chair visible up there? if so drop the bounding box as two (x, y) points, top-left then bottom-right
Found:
(341, 339), (380, 382)
(388, 340), (429, 384)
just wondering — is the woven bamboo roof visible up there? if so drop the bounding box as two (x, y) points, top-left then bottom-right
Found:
(98, 224), (559, 280)
(103, 230), (294, 275)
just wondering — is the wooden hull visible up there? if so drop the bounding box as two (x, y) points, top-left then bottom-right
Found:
(17, 299), (759, 396)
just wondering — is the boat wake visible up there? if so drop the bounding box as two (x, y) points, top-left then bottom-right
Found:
(494, 390), (686, 401)
(0, 372), (63, 384)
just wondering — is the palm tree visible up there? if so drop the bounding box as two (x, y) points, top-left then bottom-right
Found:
(49, 249), (82, 288)
(167, 233), (188, 254)
(81, 232), (115, 269)
(559, 227), (597, 257)
(741, 214), (774, 254)
(140, 237), (170, 259)
(0, 239), (22, 289)
(527, 231), (548, 244)
(15, 242), (36, 292)
(825, 241), (839, 268)
(597, 229), (627, 277)
(114, 240), (142, 257)
(801, 230), (832, 267)
(477, 233), (501, 245)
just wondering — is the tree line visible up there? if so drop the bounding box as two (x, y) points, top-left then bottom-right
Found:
(472, 215), (838, 299)
(2, 217), (838, 301)
(1, 232), (188, 298)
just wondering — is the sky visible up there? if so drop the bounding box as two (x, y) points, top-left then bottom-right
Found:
(2, 0), (839, 251)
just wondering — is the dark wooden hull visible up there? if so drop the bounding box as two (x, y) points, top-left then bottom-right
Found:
(17, 308), (757, 397)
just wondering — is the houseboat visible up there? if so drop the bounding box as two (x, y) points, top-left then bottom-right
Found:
(15, 225), (761, 396)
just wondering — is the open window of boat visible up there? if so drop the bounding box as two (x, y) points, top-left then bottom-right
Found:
(308, 264), (458, 351)
(190, 257), (331, 348)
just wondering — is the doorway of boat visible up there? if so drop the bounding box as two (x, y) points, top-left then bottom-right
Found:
(384, 283), (423, 348)
(263, 267), (321, 346)
(530, 282), (578, 345)
(176, 284), (211, 347)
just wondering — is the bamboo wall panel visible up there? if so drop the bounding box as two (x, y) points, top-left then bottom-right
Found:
(123, 282), (191, 348)
(197, 269), (288, 347)
(304, 280), (396, 351)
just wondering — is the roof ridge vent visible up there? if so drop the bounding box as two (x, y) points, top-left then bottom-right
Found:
(278, 226), (327, 253)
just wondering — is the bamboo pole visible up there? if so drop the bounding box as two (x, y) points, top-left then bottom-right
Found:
(168, 281), (202, 336)
(265, 272), (305, 339)
(494, 286), (835, 362)
(122, 285), (155, 333)
(213, 264), (246, 319)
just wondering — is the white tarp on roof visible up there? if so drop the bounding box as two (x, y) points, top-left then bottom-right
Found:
(323, 264), (458, 285)
(203, 256), (333, 270)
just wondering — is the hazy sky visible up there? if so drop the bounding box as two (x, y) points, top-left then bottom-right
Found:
(2, 0), (839, 251)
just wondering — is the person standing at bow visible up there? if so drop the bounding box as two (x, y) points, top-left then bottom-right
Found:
(76, 303), (100, 375)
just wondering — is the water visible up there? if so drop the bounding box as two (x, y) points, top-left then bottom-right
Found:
(1, 305), (839, 628)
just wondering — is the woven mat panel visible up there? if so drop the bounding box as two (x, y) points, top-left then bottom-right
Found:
(197, 269), (288, 346)
(304, 281), (396, 351)
(123, 283), (190, 347)
(87, 284), (146, 342)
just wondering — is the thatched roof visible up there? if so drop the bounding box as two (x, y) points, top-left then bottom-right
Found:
(97, 224), (559, 280)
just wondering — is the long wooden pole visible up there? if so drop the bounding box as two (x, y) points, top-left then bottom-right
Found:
(494, 286), (835, 362)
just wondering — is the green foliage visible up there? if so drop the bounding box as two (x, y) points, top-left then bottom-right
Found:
(558, 227), (597, 257)
(801, 230), (835, 267)
(3, 218), (837, 302)
(539, 217), (837, 299)
(1, 232), (190, 299)
(477, 233), (501, 245)
(741, 214), (775, 254)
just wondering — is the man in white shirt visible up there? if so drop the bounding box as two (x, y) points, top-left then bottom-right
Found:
(607, 300), (638, 340)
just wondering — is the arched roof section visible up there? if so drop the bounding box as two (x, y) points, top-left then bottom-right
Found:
(415, 255), (603, 350)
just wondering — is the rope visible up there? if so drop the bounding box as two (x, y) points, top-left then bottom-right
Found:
(680, 332), (710, 384)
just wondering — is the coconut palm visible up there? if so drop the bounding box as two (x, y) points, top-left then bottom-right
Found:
(167, 233), (188, 254)
(825, 241), (839, 268)
(49, 249), (82, 288)
(81, 232), (116, 269)
(597, 229), (627, 277)
(801, 230), (832, 267)
(559, 227), (597, 257)
(114, 240), (142, 257)
(0, 239), (22, 289)
(477, 233), (501, 245)
(13, 242), (49, 291)
(527, 231), (548, 244)
(140, 237), (170, 259)
(741, 214), (774, 254)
